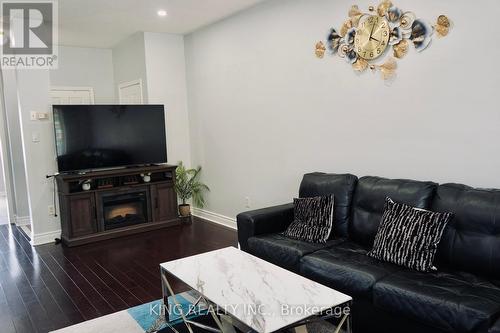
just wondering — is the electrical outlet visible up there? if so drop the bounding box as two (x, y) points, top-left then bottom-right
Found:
(48, 205), (55, 216)
(30, 111), (49, 120)
(245, 197), (251, 208)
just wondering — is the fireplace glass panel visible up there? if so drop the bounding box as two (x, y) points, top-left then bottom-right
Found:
(102, 191), (148, 230)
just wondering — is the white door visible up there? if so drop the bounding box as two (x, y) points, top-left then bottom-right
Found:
(50, 87), (95, 104)
(118, 79), (144, 104)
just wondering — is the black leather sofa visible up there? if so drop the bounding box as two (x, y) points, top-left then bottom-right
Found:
(237, 173), (500, 333)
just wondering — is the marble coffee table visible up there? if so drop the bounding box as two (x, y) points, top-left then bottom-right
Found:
(160, 247), (352, 333)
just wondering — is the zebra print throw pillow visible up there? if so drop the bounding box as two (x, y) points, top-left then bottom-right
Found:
(282, 195), (334, 244)
(368, 197), (453, 272)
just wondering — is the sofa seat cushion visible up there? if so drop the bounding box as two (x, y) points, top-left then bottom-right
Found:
(247, 233), (343, 272)
(374, 270), (500, 333)
(299, 241), (401, 298)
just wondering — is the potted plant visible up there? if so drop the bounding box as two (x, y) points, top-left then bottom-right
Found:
(174, 162), (210, 217)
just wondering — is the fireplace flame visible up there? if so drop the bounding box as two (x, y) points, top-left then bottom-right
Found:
(106, 206), (139, 220)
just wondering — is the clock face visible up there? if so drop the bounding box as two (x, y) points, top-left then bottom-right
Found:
(354, 15), (390, 60)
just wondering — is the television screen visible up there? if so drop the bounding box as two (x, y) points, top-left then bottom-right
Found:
(53, 105), (167, 172)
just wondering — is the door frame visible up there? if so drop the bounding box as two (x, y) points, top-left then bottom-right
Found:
(118, 79), (144, 104)
(0, 71), (17, 225)
(50, 86), (95, 104)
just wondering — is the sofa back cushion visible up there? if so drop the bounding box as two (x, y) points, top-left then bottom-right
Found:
(350, 176), (437, 248)
(299, 173), (358, 238)
(432, 184), (500, 278)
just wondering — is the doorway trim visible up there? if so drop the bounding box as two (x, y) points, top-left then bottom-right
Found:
(0, 71), (17, 226)
(118, 79), (144, 104)
(50, 86), (96, 104)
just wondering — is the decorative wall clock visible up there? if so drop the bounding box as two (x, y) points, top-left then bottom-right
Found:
(315, 1), (451, 80)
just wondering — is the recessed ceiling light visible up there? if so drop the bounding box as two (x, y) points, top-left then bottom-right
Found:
(157, 10), (167, 17)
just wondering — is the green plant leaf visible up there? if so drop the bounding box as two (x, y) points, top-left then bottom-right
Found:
(173, 161), (210, 208)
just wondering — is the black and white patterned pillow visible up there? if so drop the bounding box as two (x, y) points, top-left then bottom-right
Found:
(282, 195), (334, 244)
(368, 197), (453, 272)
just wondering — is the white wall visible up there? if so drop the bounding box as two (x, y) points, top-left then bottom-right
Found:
(112, 32), (149, 102)
(185, 0), (500, 220)
(50, 46), (115, 103)
(144, 32), (191, 166)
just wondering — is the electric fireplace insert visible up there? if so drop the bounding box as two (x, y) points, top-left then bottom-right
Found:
(101, 190), (149, 230)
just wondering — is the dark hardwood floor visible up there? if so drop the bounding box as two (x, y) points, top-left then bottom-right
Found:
(0, 218), (237, 333)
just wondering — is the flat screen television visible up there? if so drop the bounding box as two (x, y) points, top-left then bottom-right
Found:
(53, 104), (167, 173)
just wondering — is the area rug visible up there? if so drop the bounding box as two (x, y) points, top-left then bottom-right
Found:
(51, 290), (207, 333)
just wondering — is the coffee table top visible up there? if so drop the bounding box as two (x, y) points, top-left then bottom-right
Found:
(160, 247), (351, 333)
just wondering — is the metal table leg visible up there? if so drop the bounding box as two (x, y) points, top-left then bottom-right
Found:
(161, 267), (195, 333)
(346, 310), (352, 333)
(161, 267), (170, 311)
(161, 267), (235, 333)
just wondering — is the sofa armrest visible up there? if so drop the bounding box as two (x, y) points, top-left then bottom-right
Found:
(236, 203), (294, 251)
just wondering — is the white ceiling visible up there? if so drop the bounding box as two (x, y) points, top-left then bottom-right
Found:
(58, 0), (268, 48)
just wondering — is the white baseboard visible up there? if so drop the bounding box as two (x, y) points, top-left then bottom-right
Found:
(191, 208), (236, 230)
(31, 229), (61, 246)
(19, 225), (32, 239)
(15, 215), (31, 226)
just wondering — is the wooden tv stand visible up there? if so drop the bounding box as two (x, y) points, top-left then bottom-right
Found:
(56, 165), (180, 247)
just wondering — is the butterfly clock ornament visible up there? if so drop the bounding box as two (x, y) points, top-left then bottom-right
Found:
(315, 1), (451, 80)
